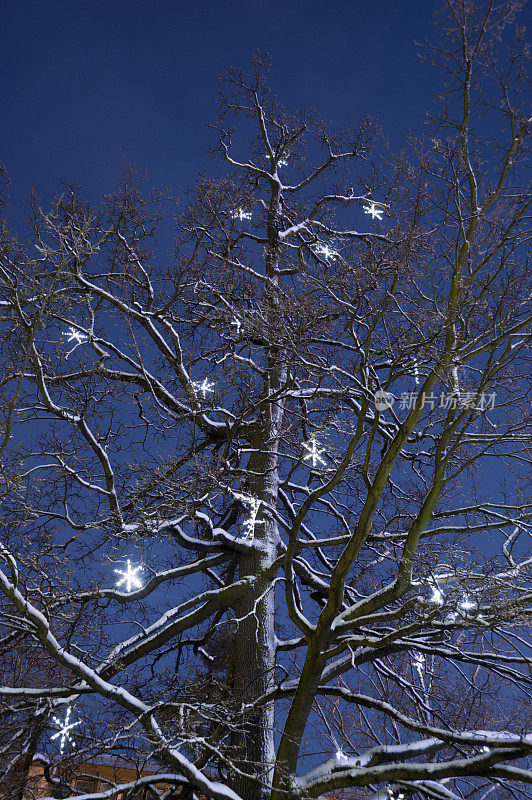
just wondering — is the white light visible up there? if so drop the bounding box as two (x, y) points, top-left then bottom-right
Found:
(266, 152), (288, 166)
(313, 243), (339, 262)
(231, 208), (252, 222)
(192, 378), (215, 398)
(458, 595), (477, 614)
(413, 362), (419, 384)
(234, 493), (262, 541)
(51, 706), (81, 753)
(387, 788), (405, 800)
(62, 327), (88, 345)
(231, 317), (242, 335)
(336, 750), (348, 761)
(303, 437), (327, 468)
(114, 560), (143, 592)
(363, 201), (384, 221)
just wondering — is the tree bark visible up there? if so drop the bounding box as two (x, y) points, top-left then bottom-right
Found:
(229, 358), (284, 799)
(230, 541), (276, 800)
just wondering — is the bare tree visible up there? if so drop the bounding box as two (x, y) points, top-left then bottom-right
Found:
(0, 2), (530, 799)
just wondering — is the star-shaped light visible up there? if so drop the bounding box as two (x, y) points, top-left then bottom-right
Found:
(51, 706), (81, 753)
(234, 493), (262, 541)
(303, 437), (327, 468)
(114, 559), (143, 592)
(231, 317), (242, 335)
(363, 201), (384, 221)
(313, 243), (339, 262)
(458, 594), (477, 615)
(62, 326), (88, 345)
(192, 378), (215, 398)
(231, 208), (252, 222)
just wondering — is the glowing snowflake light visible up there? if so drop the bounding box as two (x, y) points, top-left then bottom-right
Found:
(303, 437), (327, 468)
(363, 201), (384, 221)
(313, 243), (339, 262)
(51, 706), (81, 753)
(192, 378), (215, 398)
(231, 208), (252, 222)
(234, 493), (262, 541)
(458, 594), (477, 615)
(62, 327), (88, 345)
(114, 560), (143, 592)
(231, 317), (242, 336)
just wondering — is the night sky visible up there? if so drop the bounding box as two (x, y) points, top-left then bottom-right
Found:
(2, 0), (443, 202)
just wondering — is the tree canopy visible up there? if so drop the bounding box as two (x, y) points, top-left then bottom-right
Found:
(0, 2), (530, 799)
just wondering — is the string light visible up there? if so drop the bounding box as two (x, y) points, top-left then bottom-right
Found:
(51, 706), (81, 753)
(114, 560), (143, 592)
(234, 493), (262, 541)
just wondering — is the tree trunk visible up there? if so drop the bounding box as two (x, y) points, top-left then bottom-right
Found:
(230, 543), (276, 800)
(229, 358), (284, 800)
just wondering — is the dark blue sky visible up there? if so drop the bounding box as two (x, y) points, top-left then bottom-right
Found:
(2, 0), (442, 201)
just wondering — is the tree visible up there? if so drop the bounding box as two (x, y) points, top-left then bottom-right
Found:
(0, 2), (530, 799)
